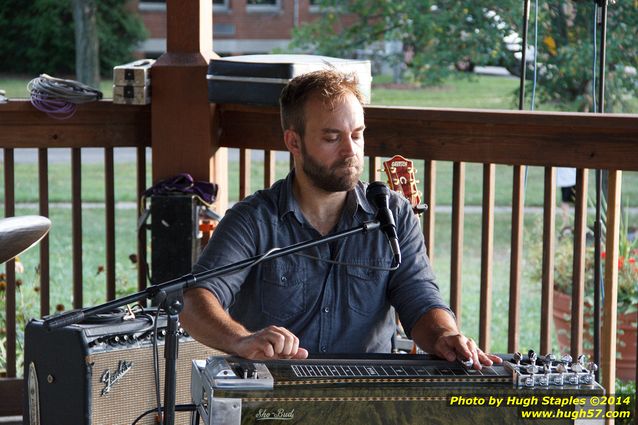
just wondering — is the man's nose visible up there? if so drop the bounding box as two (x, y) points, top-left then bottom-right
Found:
(340, 137), (357, 157)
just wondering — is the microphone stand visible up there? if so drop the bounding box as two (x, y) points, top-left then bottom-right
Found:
(592, 0), (608, 383)
(43, 220), (382, 425)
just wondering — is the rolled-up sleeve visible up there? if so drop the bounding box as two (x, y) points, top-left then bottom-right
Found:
(191, 206), (259, 309)
(387, 201), (452, 337)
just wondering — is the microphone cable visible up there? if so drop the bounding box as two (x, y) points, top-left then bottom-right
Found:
(27, 73), (102, 120)
(294, 251), (400, 272)
(131, 403), (197, 425)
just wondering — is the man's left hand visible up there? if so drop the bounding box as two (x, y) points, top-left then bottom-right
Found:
(434, 332), (503, 370)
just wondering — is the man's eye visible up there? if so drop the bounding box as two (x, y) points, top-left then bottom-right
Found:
(324, 137), (339, 143)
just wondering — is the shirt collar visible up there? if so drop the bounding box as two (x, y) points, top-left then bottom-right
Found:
(279, 170), (303, 222)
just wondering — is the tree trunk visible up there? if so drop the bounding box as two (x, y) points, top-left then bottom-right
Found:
(72, 0), (100, 88)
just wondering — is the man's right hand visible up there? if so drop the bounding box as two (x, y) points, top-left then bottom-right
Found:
(234, 325), (309, 360)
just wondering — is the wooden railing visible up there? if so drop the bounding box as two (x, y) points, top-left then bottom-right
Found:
(0, 101), (151, 415)
(1, 100), (637, 418)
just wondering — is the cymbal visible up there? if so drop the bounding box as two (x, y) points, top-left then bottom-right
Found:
(0, 215), (51, 264)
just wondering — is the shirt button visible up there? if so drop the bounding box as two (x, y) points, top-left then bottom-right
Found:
(320, 346), (327, 352)
(280, 276), (287, 283)
(322, 307), (329, 313)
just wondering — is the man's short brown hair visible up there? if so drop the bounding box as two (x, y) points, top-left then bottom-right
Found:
(279, 69), (364, 139)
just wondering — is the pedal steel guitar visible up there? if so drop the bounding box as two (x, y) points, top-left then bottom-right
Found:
(191, 352), (605, 425)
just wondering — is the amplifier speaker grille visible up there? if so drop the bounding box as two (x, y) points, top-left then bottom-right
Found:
(89, 339), (221, 425)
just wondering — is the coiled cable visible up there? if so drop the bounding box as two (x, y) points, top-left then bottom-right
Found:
(27, 73), (102, 119)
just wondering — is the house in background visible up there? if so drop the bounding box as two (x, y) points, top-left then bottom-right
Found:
(137, 0), (329, 57)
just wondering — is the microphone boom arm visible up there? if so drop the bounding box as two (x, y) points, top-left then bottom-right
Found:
(42, 219), (382, 425)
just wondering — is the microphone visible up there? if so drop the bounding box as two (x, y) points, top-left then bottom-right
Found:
(366, 181), (401, 265)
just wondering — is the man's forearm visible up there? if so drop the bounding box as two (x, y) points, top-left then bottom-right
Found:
(410, 307), (460, 355)
(180, 287), (249, 354)
(180, 287), (309, 360)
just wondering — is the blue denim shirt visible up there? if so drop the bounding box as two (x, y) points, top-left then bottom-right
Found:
(191, 172), (450, 354)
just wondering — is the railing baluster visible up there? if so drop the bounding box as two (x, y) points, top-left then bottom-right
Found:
(570, 169), (589, 355)
(422, 160), (436, 265)
(368, 156), (380, 183)
(38, 148), (50, 317)
(137, 146), (148, 295)
(3, 148), (16, 378)
(72, 148), (83, 309)
(450, 161), (465, 326)
(479, 164), (495, 352)
(239, 148), (251, 200)
(264, 150), (276, 188)
(540, 166), (556, 353)
(508, 165), (525, 352)
(602, 170), (622, 396)
(105, 147), (116, 301)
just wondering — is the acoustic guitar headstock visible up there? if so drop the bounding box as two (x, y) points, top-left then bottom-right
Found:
(382, 155), (426, 215)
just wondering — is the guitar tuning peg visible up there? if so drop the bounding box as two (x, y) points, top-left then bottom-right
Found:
(393, 179), (400, 185)
(415, 179), (421, 184)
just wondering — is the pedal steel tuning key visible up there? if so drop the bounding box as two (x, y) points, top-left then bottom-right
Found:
(512, 352), (522, 366)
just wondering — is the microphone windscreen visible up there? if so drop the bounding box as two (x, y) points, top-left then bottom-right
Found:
(366, 181), (390, 206)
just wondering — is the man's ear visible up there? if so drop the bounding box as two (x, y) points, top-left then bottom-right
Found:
(283, 129), (301, 156)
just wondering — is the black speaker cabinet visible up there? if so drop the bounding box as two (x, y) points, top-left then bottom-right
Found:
(24, 312), (222, 425)
(150, 194), (201, 284)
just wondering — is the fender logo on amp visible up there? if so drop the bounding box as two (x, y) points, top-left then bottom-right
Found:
(100, 360), (133, 396)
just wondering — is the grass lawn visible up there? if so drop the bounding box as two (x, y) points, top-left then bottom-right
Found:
(372, 74), (522, 110)
(2, 72), (637, 374)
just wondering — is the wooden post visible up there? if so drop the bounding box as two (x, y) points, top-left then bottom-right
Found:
(151, 0), (228, 211)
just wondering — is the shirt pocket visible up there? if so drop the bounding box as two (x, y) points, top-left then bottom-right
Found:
(345, 259), (390, 315)
(260, 261), (306, 322)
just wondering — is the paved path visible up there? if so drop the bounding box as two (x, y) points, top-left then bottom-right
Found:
(0, 147), (288, 163)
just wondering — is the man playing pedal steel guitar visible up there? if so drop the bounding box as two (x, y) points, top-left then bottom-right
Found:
(181, 69), (500, 369)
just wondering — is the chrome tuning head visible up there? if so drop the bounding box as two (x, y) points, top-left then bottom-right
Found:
(528, 349), (538, 365)
(544, 353), (556, 366)
(512, 351), (522, 365)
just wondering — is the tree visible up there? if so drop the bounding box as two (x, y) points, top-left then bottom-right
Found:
(290, 1), (521, 85)
(72, 0), (100, 87)
(530, 1), (638, 112)
(0, 0), (147, 78)
(290, 0), (637, 112)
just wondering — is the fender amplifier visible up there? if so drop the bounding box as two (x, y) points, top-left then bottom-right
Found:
(23, 310), (223, 425)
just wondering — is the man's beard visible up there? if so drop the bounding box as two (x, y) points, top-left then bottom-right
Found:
(300, 141), (362, 192)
